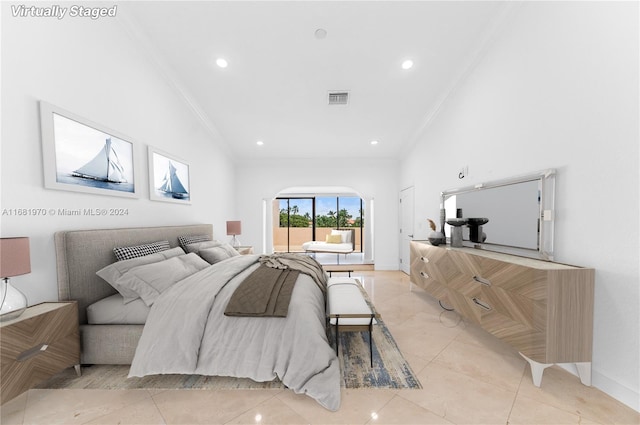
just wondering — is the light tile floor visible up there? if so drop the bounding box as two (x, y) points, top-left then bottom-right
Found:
(1, 271), (638, 425)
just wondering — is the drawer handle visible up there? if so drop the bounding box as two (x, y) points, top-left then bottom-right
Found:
(472, 298), (492, 311)
(420, 271), (430, 279)
(473, 276), (491, 286)
(420, 256), (429, 263)
(17, 344), (48, 362)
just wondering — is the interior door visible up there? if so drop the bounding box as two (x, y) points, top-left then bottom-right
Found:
(399, 186), (415, 274)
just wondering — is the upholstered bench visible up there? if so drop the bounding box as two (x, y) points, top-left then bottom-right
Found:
(326, 270), (354, 277)
(327, 277), (377, 367)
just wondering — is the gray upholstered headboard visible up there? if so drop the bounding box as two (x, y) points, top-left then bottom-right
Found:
(54, 224), (213, 324)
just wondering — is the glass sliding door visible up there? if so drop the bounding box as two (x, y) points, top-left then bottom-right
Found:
(338, 196), (363, 252)
(273, 195), (364, 253)
(274, 198), (313, 252)
(315, 196), (363, 252)
(314, 196), (338, 244)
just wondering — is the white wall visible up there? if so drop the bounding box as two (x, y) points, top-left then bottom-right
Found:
(234, 157), (399, 270)
(1, 6), (235, 305)
(400, 2), (639, 410)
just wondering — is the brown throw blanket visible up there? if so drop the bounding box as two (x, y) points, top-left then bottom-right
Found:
(225, 265), (300, 317)
(258, 253), (328, 295)
(224, 253), (328, 317)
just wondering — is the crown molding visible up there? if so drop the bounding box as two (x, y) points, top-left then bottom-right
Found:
(115, 8), (235, 160)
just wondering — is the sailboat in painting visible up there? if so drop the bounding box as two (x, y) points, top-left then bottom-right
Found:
(158, 161), (189, 199)
(72, 138), (127, 183)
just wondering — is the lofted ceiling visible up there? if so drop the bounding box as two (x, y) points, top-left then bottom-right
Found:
(122, 1), (507, 160)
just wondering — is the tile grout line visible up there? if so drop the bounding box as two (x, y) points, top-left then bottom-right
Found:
(504, 364), (528, 425)
(148, 389), (170, 425)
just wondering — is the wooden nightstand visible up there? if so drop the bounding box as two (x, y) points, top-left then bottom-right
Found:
(0, 302), (80, 404)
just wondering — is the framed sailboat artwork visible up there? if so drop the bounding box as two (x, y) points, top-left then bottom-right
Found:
(148, 147), (191, 204)
(40, 101), (139, 198)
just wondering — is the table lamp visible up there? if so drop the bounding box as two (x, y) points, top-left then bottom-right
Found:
(0, 237), (31, 321)
(226, 221), (241, 247)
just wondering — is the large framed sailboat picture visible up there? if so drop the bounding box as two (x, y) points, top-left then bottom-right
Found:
(40, 101), (138, 198)
(148, 147), (191, 204)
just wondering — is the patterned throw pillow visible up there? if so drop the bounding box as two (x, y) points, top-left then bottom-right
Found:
(113, 240), (171, 261)
(178, 234), (212, 251)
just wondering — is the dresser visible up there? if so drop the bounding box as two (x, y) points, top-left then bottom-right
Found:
(0, 302), (81, 404)
(410, 241), (594, 386)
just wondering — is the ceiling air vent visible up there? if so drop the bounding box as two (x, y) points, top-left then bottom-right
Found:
(328, 91), (349, 105)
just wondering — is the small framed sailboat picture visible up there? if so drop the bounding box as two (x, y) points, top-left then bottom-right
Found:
(148, 147), (191, 204)
(40, 101), (138, 198)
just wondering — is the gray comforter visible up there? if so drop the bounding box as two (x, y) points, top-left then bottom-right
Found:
(128, 254), (341, 411)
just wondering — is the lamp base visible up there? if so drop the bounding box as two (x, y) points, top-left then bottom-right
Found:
(0, 278), (28, 322)
(230, 235), (240, 248)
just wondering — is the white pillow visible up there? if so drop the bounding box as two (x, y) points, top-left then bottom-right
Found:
(184, 240), (224, 254)
(331, 229), (352, 243)
(198, 243), (240, 264)
(96, 247), (185, 303)
(114, 253), (210, 306)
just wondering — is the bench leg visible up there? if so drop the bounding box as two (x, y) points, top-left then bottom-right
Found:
(369, 316), (374, 367)
(335, 317), (339, 355)
(369, 328), (373, 367)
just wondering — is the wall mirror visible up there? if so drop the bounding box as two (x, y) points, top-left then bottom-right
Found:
(441, 169), (556, 260)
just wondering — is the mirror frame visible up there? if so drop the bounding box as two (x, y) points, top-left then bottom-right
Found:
(441, 169), (556, 261)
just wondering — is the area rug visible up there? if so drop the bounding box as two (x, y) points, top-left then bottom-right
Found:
(38, 288), (421, 391)
(37, 318), (420, 391)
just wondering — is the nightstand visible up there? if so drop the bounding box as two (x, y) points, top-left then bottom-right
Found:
(0, 302), (80, 404)
(235, 246), (254, 255)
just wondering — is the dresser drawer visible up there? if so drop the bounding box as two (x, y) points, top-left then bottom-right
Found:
(0, 302), (80, 404)
(410, 242), (450, 301)
(474, 256), (545, 300)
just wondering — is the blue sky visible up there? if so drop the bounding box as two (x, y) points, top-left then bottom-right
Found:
(279, 197), (361, 218)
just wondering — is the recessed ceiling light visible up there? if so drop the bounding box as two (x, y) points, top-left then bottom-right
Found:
(256, 140), (264, 146)
(370, 140), (379, 145)
(216, 58), (228, 68)
(314, 28), (327, 39)
(401, 59), (414, 70)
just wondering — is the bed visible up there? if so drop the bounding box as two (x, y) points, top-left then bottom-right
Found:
(54, 224), (341, 410)
(302, 229), (355, 255)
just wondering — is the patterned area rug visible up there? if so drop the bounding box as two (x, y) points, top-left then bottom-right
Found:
(330, 316), (422, 389)
(38, 287), (420, 391)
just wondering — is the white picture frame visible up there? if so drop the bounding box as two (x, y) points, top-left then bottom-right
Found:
(148, 146), (191, 204)
(40, 101), (139, 198)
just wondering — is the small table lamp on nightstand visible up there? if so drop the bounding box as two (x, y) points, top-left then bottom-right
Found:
(0, 237), (31, 321)
(226, 220), (242, 248)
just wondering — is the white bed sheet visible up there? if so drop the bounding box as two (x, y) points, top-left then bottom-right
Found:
(86, 294), (150, 325)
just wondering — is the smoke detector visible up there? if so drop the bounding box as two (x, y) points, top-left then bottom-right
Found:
(328, 91), (349, 105)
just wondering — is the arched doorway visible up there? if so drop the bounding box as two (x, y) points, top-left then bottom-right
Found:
(265, 186), (374, 266)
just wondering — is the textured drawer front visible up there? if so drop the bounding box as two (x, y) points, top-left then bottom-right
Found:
(1, 304), (78, 356)
(0, 303), (80, 403)
(475, 256), (545, 300)
(409, 242), (449, 301)
(481, 306), (547, 361)
(478, 285), (545, 332)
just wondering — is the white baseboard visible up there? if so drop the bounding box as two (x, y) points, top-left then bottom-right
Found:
(373, 263), (399, 271)
(558, 364), (639, 412)
(592, 369), (640, 412)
